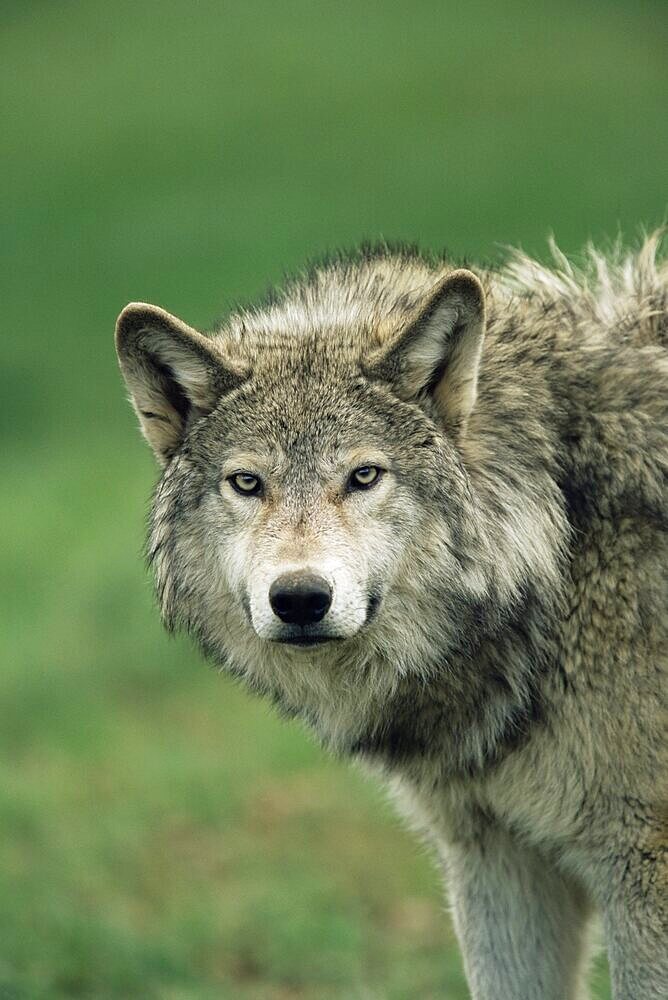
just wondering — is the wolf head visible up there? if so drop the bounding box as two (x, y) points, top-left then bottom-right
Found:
(116, 254), (563, 752)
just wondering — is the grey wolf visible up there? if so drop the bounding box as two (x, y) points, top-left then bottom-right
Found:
(115, 233), (667, 999)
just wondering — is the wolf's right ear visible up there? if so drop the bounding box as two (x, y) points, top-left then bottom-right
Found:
(115, 303), (248, 465)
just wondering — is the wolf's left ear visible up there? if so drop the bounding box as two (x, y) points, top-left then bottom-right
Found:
(115, 303), (248, 465)
(364, 269), (485, 435)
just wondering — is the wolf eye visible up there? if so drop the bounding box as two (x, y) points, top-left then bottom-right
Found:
(348, 466), (383, 491)
(228, 472), (263, 496)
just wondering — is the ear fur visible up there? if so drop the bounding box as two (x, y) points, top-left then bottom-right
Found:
(115, 302), (247, 465)
(364, 269), (486, 435)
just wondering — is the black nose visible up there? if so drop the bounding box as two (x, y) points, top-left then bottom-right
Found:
(269, 572), (332, 626)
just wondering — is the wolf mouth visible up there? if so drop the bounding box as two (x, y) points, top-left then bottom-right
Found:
(272, 635), (341, 647)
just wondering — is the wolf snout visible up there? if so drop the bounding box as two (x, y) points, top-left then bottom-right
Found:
(269, 571), (332, 626)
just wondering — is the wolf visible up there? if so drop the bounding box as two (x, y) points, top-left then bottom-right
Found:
(115, 233), (667, 1000)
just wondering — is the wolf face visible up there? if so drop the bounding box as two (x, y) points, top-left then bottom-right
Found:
(115, 264), (550, 740)
(201, 376), (412, 649)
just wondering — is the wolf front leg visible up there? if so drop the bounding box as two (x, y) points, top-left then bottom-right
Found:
(599, 847), (668, 1000)
(441, 824), (593, 1000)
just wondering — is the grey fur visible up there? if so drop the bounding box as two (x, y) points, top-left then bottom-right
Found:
(116, 234), (668, 999)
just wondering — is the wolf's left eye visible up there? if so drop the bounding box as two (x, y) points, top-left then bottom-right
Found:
(228, 472), (263, 496)
(348, 466), (383, 491)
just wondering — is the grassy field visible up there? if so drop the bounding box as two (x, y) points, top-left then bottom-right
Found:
(2, 0), (666, 996)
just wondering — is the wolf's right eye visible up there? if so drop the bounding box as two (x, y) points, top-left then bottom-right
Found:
(228, 472), (263, 496)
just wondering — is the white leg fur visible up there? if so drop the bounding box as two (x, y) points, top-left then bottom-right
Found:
(441, 826), (594, 1000)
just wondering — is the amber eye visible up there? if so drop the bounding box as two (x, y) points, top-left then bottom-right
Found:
(228, 472), (263, 496)
(348, 466), (383, 491)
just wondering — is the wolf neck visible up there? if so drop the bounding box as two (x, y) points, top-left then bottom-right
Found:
(347, 582), (557, 774)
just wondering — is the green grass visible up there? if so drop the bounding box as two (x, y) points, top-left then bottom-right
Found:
(3, 0), (666, 994)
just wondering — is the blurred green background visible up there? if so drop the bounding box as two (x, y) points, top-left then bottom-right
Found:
(2, 0), (666, 996)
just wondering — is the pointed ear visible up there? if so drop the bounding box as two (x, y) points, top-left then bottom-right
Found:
(115, 302), (248, 465)
(364, 269), (486, 435)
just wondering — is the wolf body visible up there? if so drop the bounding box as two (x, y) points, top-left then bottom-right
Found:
(116, 235), (668, 1000)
